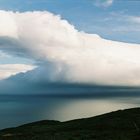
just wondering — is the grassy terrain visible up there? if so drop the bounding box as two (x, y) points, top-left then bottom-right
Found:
(0, 108), (140, 140)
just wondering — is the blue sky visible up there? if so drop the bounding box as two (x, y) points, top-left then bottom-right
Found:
(0, 0), (139, 43)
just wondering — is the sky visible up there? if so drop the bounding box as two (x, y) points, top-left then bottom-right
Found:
(0, 0), (140, 95)
(0, 0), (139, 43)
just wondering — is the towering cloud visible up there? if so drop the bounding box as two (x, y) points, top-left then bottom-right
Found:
(0, 10), (140, 90)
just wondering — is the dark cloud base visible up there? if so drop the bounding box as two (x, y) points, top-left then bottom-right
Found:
(1, 70), (140, 97)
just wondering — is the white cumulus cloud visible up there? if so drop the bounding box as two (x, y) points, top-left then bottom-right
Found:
(0, 10), (140, 86)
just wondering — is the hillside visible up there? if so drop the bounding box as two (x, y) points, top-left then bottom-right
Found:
(0, 108), (140, 140)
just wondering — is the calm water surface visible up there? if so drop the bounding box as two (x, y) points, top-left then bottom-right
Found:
(0, 95), (140, 129)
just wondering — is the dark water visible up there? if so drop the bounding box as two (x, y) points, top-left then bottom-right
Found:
(0, 95), (140, 129)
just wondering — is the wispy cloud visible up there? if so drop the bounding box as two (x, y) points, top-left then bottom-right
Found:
(97, 12), (140, 33)
(0, 51), (10, 58)
(93, 0), (114, 8)
(110, 12), (140, 24)
(127, 16), (140, 24)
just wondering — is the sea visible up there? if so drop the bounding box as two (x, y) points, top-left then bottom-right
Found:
(0, 94), (140, 129)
